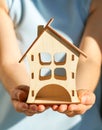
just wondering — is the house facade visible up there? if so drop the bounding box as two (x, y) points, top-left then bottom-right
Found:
(19, 19), (86, 104)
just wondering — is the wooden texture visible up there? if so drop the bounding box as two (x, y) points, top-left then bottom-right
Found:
(19, 18), (87, 104)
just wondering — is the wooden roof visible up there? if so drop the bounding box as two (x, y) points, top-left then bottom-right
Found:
(19, 18), (87, 63)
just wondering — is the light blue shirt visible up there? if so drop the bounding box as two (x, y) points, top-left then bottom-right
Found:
(0, 0), (102, 129)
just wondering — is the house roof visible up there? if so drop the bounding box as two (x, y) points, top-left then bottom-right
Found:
(19, 18), (87, 63)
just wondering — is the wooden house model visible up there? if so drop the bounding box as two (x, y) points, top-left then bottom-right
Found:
(19, 18), (86, 104)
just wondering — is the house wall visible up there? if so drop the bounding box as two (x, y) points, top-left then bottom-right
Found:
(26, 30), (80, 103)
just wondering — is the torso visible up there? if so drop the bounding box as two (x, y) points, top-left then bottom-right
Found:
(5, 0), (92, 47)
(2, 1), (102, 130)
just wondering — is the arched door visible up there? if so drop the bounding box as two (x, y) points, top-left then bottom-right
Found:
(35, 84), (71, 103)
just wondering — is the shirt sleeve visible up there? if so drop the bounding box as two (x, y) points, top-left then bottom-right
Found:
(6, 0), (22, 27)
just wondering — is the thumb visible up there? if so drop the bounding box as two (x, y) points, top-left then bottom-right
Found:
(11, 85), (29, 102)
(78, 89), (96, 105)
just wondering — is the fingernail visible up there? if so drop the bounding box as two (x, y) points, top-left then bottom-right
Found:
(53, 105), (58, 110)
(22, 104), (28, 110)
(32, 105), (38, 111)
(81, 96), (86, 103)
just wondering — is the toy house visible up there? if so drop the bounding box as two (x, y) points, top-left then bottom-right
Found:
(19, 18), (87, 104)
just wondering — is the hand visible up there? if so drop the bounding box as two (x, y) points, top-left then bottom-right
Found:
(0, 63), (49, 116)
(51, 89), (96, 117)
(10, 85), (48, 116)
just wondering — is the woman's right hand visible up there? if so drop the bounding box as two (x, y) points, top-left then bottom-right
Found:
(11, 85), (47, 116)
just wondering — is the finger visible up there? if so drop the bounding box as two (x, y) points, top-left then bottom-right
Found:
(11, 85), (29, 102)
(68, 103), (92, 115)
(29, 104), (38, 112)
(81, 93), (96, 105)
(65, 104), (84, 117)
(78, 90), (96, 105)
(12, 101), (39, 116)
(29, 104), (46, 112)
(24, 105), (38, 116)
(68, 104), (87, 115)
(56, 105), (68, 113)
(24, 104), (46, 116)
(65, 110), (75, 117)
(51, 105), (59, 111)
(24, 111), (36, 116)
(37, 105), (46, 112)
(12, 100), (28, 113)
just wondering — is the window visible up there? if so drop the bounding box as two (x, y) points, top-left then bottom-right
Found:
(54, 52), (66, 65)
(39, 68), (51, 80)
(54, 68), (66, 80)
(39, 52), (51, 65)
(38, 52), (67, 80)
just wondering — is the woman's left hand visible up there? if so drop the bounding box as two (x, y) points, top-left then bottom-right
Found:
(51, 89), (96, 117)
